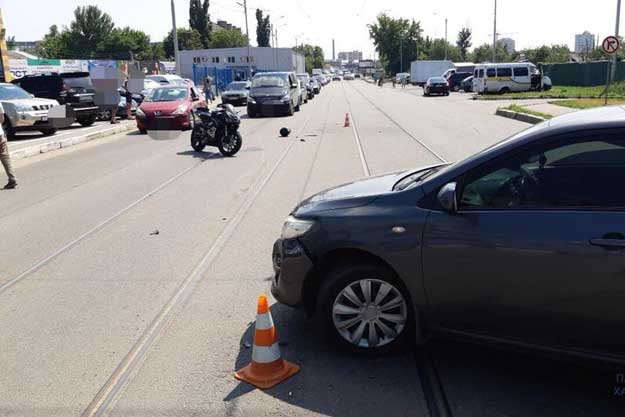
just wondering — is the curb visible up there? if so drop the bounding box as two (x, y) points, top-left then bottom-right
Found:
(475, 95), (625, 101)
(9, 123), (137, 161)
(495, 108), (546, 125)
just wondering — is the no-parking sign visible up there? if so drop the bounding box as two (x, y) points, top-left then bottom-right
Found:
(602, 36), (621, 54)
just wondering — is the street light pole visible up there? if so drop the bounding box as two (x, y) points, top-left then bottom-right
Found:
(400, 38), (403, 73)
(243, 0), (252, 78)
(492, 0), (497, 63)
(612, 0), (622, 81)
(171, 0), (181, 75)
(444, 18), (448, 61)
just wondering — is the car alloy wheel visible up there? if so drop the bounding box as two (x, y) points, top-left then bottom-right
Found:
(332, 278), (407, 349)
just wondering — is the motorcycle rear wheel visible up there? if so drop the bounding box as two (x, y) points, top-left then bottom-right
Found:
(218, 132), (242, 157)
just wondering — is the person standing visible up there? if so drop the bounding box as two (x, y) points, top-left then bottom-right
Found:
(0, 102), (17, 189)
(123, 80), (133, 120)
(203, 76), (214, 104)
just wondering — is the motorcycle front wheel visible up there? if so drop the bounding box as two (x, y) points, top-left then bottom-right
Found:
(218, 132), (242, 157)
(191, 127), (207, 152)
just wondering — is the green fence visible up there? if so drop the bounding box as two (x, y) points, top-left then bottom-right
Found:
(541, 61), (625, 86)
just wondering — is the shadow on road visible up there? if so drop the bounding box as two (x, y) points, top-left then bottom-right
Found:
(176, 150), (224, 160)
(225, 303), (427, 417)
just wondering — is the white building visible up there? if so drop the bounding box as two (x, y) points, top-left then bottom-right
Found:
(179, 47), (306, 88)
(500, 38), (516, 53)
(575, 31), (596, 53)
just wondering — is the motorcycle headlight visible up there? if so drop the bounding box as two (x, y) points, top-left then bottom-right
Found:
(136, 107), (145, 117)
(281, 216), (315, 239)
(281, 94), (291, 102)
(172, 104), (189, 115)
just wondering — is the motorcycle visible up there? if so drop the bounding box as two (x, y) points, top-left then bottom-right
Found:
(190, 103), (242, 157)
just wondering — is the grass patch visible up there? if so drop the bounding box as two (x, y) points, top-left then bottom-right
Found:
(550, 98), (625, 109)
(502, 104), (553, 119)
(477, 82), (625, 100)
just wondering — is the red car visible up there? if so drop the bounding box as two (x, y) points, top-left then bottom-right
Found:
(136, 85), (206, 133)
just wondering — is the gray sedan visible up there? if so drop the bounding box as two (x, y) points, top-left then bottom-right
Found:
(272, 105), (625, 365)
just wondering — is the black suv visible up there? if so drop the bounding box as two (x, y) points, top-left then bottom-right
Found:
(445, 71), (473, 92)
(247, 72), (301, 117)
(12, 72), (99, 126)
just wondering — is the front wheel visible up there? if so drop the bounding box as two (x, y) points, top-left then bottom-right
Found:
(218, 131), (242, 157)
(78, 114), (97, 126)
(40, 127), (58, 136)
(287, 102), (294, 116)
(190, 127), (207, 152)
(316, 263), (413, 355)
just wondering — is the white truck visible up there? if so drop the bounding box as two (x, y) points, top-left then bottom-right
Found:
(410, 60), (455, 86)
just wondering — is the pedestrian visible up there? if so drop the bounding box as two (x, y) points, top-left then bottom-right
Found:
(203, 76), (214, 104)
(0, 102), (17, 189)
(401, 76), (407, 88)
(123, 80), (133, 120)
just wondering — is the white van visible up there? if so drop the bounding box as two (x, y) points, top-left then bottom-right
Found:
(472, 62), (551, 94)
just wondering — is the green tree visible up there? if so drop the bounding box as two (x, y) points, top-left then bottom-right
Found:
(66, 6), (115, 55)
(189, 0), (211, 48)
(456, 27), (472, 61)
(293, 44), (324, 73)
(150, 42), (166, 60)
(163, 28), (203, 58)
(97, 27), (152, 60)
(470, 41), (513, 63)
(522, 44), (570, 64)
(424, 38), (461, 61)
(368, 13), (423, 74)
(255, 9), (271, 47)
(36, 25), (68, 58)
(208, 28), (248, 48)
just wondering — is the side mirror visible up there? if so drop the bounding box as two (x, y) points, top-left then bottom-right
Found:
(437, 182), (458, 214)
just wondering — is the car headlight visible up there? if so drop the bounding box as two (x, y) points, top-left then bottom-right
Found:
(248, 96), (256, 104)
(281, 94), (291, 102)
(14, 103), (32, 112)
(172, 104), (189, 115)
(281, 216), (315, 239)
(136, 107), (145, 117)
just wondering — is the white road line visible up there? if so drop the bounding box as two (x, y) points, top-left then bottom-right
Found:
(80, 94), (326, 417)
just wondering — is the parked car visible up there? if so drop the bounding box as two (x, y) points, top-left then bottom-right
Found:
(310, 78), (321, 94)
(221, 81), (251, 106)
(473, 62), (552, 94)
(11, 72), (99, 126)
(354, 74), (362, 79)
(96, 89), (140, 121)
(0, 83), (59, 139)
(271, 105), (625, 364)
(142, 79), (161, 96)
(297, 73), (314, 99)
(446, 71), (473, 92)
(424, 77), (450, 96)
(461, 76), (474, 92)
(332, 75), (342, 81)
(297, 80), (308, 105)
(247, 72), (301, 117)
(343, 73), (355, 80)
(135, 85), (206, 133)
(145, 74), (185, 86)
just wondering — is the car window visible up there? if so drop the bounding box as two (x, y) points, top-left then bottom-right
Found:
(479, 69), (484, 78)
(514, 67), (529, 77)
(459, 135), (625, 210)
(0, 84), (33, 100)
(496, 68), (512, 77)
(486, 68), (496, 77)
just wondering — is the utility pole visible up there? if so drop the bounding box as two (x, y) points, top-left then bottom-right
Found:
(612, 0), (622, 81)
(492, 0), (497, 63)
(400, 38), (403, 73)
(444, 18), (448, 61)
(171, 0), (181, 75)
(242, 0), (252, 78)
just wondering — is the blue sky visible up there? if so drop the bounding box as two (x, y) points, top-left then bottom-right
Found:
(1, 0), (622, 59)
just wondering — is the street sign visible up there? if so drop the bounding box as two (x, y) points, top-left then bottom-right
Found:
(602, 36), (621, 54)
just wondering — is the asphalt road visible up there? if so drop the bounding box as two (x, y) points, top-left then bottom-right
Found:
(1, 81), (622, 417)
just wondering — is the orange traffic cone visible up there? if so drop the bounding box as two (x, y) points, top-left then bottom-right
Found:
(344, 112), (350, 127)
(235, 295), (300, 389)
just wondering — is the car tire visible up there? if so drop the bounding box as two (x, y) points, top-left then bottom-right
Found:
(500, 87), (511, 94)
(295, 100), (301, 112)
(316, 262), (414, 355)
(139, 129), (147, 134)
(453, 85), (460, 92)
(40, 127), (58, 136)
(445, 92), (450, 96)
(287, 102), (294, 116)
(77, 114), (97, 127)
(247, 109), (256, 118)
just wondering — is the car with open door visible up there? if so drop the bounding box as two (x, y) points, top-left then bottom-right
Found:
(271, 105), (625, 365)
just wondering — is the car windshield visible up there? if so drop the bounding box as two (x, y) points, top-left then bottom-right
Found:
(145, 87), (188, 102)
(251, 75), (287, 88)
(227, 82), (249, 90)
(0, 84), (32, 100)
(62, 76), (93, 89)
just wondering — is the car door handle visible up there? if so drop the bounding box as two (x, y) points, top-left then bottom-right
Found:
(590, 237), (625, 248)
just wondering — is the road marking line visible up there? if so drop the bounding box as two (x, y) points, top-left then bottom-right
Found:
(341, 83), (371, 177)
(80, 89), (329, 417)
(351, 83), (448, 163)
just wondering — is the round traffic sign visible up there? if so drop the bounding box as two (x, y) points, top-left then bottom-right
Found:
(602, 36), (621, 54)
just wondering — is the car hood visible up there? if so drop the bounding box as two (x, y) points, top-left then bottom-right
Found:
(0, 97), (59, 107)
(250, 87), (288, 98)
(293, 171), (408, 216)
(139, 100), (186, 114)
(223, 89), (249, 96)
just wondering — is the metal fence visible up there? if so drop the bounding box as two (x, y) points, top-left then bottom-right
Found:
(541, 61), (625, 86)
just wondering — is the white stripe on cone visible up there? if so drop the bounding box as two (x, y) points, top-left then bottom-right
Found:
(255, 312), (274, 330)
(252, 342), (282, 363)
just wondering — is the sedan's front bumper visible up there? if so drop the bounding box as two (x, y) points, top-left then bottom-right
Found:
(271, 238), (313, 307)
